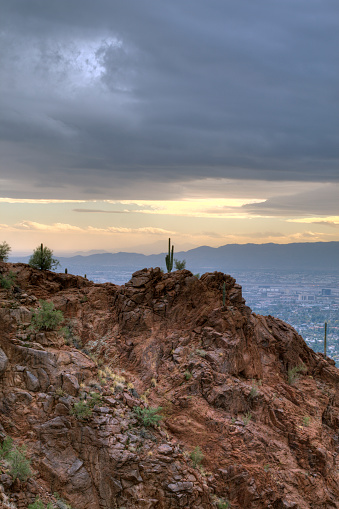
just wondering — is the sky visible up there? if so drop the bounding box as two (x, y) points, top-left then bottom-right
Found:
(1, 0), (338, 255)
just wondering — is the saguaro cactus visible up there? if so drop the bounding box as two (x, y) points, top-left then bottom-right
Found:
(165, 238), (174, 273)
(324, 322), (327, 356)
(29, 244), (59, 270)
(222, 282), (226, 306)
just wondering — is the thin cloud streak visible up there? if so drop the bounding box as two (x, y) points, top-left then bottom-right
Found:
(1, 221), (332, 245)
(73, 209), (130, 214)
(0, 221), (175, 236)
(287, 216), (339, 226)
(0, 198), (88, 204)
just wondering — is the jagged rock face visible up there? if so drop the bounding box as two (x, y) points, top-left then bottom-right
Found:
(0, 262), (338, 509)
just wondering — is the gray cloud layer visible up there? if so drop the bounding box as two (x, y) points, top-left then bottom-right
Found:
(242, 186), (339, 216)
(1, 0), (338, 199)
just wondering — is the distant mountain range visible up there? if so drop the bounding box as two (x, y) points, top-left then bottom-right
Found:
(10, 242), (339, 272)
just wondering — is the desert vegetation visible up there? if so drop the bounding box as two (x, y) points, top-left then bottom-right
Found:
(29, 243), (59, 271)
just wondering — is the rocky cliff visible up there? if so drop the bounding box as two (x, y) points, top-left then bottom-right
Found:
(0, 262), (338, 509)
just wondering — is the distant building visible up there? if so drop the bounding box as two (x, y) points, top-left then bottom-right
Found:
(298, 293), (315, 302)
(322, 289), (331, 296)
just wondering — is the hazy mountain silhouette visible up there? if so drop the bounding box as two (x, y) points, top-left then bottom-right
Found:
(10, 242), (339, 272)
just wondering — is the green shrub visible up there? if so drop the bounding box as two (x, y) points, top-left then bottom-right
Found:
(249, 387), (257, 398)
(70, 392), (102, 420)
(216, 499), (231, 509)
(6, 445), (32, 481)
(88, 392), (102, 408)
(190, 446), (204, 467)
(28, 497), (53, 509)
(61, 324), (82, 349)
(30, 300), (63, 331)
(61, 325), (72, 341)
(0, 271), (16, 289)
(196, 349), (207, 358)
(0, 436), (31, 481)
(243, 412), (252, 425)
(53, 493), (74, 509)
(29, 244), (60, 271)
(0, 436), (13, 458)
(28, 497), (44, 509)
(0, 241), (11, 262)
(71, 400), (92, 420)
(133, 406), (163, 427)
(288, 364), (307, 385)
(249, 381), (258, 399)
(302, 415), (311, 427)
(174, 259), (186, 270)
(184, 370), (192, 381)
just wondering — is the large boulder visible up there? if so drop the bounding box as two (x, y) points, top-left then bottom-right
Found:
(0, 348), (8, 376)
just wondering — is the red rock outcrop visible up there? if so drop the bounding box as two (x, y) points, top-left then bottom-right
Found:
(0, 262), (338, 509)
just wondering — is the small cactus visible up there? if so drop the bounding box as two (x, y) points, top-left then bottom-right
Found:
(65, 268), (68, 274)
(165, 238), (174, 273)
(222, 281), (226, 306)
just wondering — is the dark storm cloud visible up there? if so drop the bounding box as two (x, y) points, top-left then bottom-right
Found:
(1, 0), (338, 199)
